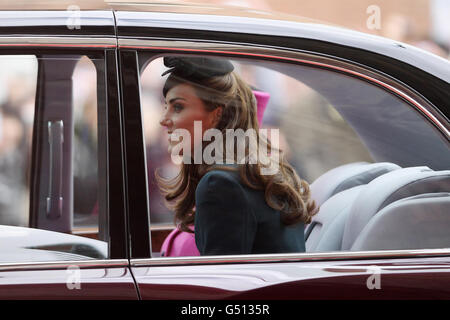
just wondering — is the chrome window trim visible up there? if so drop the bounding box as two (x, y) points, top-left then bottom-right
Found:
(0, 259), (129, 272)
(120, 38), (449, 139)
(131, 249), (450, 267)
(0, 36), (116, 48)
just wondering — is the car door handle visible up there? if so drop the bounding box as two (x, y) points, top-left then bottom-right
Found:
(46, 120), (64, 219)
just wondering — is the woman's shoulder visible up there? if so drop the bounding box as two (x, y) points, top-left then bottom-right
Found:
(197, 167), (241, 193)
(198, 167), (240, 186)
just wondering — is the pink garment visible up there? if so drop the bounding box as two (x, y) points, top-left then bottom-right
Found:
(160, 89), (270, 257)
(160, 226), (199, 257)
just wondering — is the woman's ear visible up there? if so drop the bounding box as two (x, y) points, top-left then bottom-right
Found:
(211, 106), (223, 127)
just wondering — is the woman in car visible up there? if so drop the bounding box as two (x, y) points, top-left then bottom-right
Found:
(157, 56), (317, 255)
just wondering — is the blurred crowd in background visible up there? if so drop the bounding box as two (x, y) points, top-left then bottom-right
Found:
(0, 56), (36, 226)
(0, 56), (98, 227)
(0, 0), (448, 227)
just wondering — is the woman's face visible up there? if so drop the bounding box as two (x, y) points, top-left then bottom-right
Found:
(160, 83), (219, 155)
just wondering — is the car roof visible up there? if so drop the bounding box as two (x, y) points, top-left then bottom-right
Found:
(117, 10), (450, 83)
(0, 0), (325, 23)
(0, 1), (448, 80)
(0, 1), (449, 118)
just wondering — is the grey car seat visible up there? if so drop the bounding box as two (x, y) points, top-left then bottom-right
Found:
(342, 167), (450, 250)
(305, 162), (401, 252)
(351, 192), (450, 250)
(305, 185), (365, 252)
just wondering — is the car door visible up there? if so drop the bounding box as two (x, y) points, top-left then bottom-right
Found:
(116, 9), (450, 300)
(0, 10), (137, 299)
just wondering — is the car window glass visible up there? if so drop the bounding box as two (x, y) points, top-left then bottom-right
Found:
(139, 54), (449, 257)
(72, 57), (100, 235)
(0, 55), (108, 263)
(0, 55), (36, 227)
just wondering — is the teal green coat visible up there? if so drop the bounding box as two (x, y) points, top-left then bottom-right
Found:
(194, 169), (306, 255)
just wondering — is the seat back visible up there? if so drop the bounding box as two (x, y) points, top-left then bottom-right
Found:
(305, 185), (364, 252)
(351, 192), (450, 251)
(305, 162), (400, 252)
(341, 167), (450, 250)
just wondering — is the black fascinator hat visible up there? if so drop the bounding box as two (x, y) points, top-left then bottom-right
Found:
(162, 56), (234, 80)
(162, 57), (234, 97)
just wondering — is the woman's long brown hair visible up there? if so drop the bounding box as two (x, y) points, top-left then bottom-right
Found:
(157, 69), (317, 233)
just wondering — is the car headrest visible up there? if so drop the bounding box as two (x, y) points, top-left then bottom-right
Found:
(310, 162), (401, 207)
(341, 166), (450, 250)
